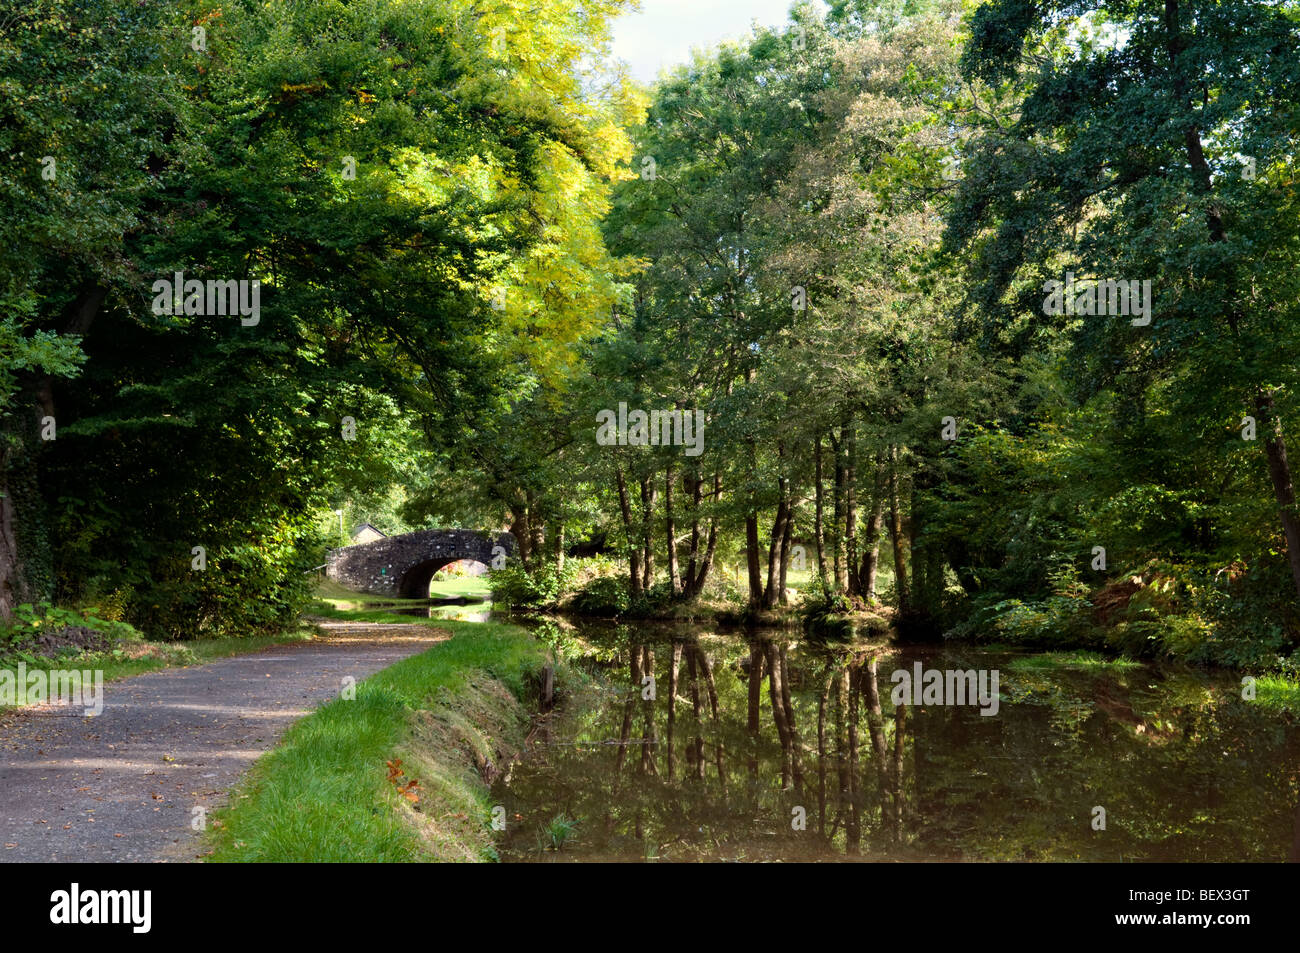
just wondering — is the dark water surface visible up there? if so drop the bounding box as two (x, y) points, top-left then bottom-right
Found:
(489, 618), (1300, 862)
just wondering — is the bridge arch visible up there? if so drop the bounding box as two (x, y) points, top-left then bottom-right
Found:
(394, 556), (487, 599)
(325, 529), (515, 597)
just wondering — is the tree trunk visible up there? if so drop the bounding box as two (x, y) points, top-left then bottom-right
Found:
(665, 463), (680, 594)
(640, 476), (656, 592)
(833, 667), (849, 833)
(695, 515), (718, 595)
(862, 656), (895, 839)
(816, 676), (826, 832)
(766, 641), (794, 789)
(0, 395), (50, 618)
(688, 474), (720, 598)
(778, 643), (803, 792)
(762, 476), (789, 609)
(893, 701), (907, 840)
(888, 445), (911, 612)
(1257, 395), (1300, 602)
(684, 470), (701, 596)
(778, 492), (793, 606)
(909, 482), (924, 609)
(526, 489), (544, 562)
(695, 646), (726, 788)
(845, 666), (860, 853)
(550, 517), (565, 572)
(667, 641), (682, 781)
(615, 466), (642, 599)
(510, 508), (532, 570)
(640, 645), (657, 775)
(615, 644), (642, 776)
(0, 466), (20, 620)
(687, 646), (704, 780)
(814, 435), (830, 598)
(817, 679), (830, 835)
(831, 431), (846, 591)
(0, 447), (41, 620)
(844, 416), (858, 596)
(745, 510), (763, 608)
(0, 285), (106, 618)
(860, 458), (885, 602)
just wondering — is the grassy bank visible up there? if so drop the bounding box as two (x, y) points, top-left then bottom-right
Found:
(206, 617), (548, 862)
(1004, 650), (1145, 673)
(1253, 675), (1300, 714)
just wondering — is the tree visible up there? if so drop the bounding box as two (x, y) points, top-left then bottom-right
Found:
(949, 0), (1300, 607)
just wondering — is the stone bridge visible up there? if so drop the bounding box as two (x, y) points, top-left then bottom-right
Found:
(326, 529), (515, 597)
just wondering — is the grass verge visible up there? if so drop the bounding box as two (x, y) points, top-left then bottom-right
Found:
(205, 617), (547, 862)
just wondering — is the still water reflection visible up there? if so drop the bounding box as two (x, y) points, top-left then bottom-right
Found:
(491, 619), (1300, 862)
(381, 600), (493, 623)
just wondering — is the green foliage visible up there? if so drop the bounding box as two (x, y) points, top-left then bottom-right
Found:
(569, 574), (630, 617)
(626, 579), (677, 618)
(0, 0), (641, 641)
(488, 562), (578, 610)
(537, 813), (580, 852)
(0, 315), (84, 417)
(2, 601), (142, 645)
(801, 587), (858, 637)
(5, 0), (1299, 679)
(1253, 675), (1300, 714)
(937, 0), (1300, 658)
(124, 524), (321, 641)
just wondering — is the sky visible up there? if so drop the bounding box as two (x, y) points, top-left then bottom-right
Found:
(609, 0), (827, 85)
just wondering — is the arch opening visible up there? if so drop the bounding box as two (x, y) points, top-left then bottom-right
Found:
(396, 558), (492, 599)
(428, 559), (492, 599)
(394, 557), (459, 599)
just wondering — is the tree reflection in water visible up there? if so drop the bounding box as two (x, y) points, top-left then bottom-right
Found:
(492, 621), (1300, 862)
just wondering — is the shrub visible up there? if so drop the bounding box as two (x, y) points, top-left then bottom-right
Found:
(1, 602), (145, 662)
(124, 525), (319, 640)
(626, 579), (677, 617)
(488, 561), (577, 610)
(569, 575), (629, 616)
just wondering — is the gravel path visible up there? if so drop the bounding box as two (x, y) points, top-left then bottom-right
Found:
(0, 623), (444, 863)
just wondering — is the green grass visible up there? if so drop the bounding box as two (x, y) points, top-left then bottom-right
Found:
(311, 578), (428, 611)
(306, 605), (437, 624)
(1005, 650), (1144, 673)
(1253, 675), (1300, 714)
(427, 574), (492, 599)
(537, 813), (580, 853)
(312, 577), (390, 602)
(206, 616), (546, 862)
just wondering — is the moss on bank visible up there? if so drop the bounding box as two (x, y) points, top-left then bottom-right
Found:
(205, 618), (548, 862)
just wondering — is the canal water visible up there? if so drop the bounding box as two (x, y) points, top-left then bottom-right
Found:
(484, 618), (1299, 862)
